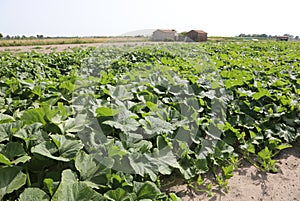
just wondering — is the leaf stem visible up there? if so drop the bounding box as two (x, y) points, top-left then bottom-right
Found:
(25, 166), (31, 187)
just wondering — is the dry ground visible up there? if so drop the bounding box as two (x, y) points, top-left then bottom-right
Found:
(163, 144), (300, 201)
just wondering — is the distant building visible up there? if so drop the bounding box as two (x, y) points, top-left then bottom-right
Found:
(152, 29), (177, 41)
(186, 30), (207, 42)
(276, 36), (289, 41)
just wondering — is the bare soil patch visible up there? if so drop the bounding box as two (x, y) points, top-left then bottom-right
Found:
(163, 144), (300, 201)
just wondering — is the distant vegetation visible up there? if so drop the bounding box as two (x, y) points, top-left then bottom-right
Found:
(0, 34), (147, 47)
(238, 33), (299, 40)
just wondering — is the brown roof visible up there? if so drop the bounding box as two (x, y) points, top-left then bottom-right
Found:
(188, 30), (207, 34)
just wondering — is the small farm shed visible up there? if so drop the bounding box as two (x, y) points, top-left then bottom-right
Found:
(152, 29), (177, 41)
(276, 36), (289, 41)
(186, 30), (207, 42)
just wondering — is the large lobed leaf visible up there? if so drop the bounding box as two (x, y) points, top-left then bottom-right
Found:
(0, 166), (26, 200)
(51, 169), (105, 201)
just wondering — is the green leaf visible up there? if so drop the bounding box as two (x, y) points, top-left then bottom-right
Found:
(222, 165), (234, 179)
(153, 148), (180, 175)
(19, 188), (50, 201)
(108, 146), (128, 158)
(14, 123), (43, 139)
(206, 183), (213, 192)
(103, 107), (139, 132)
(75, 151), (112, 188)
(0, 122), (21, 143)
(178, 158), (195, 180)
(59, 117), (84, 134)
(127, 154), (157, 181)
(21, 107), (47, 125)
(52, 169), (105, 201)
(136, 181), (160, 200)
(104, 120), (139, 133)
(108, 85), (134, 101)
(0, 113), (14, 124)
(31, 135), (83, 162)
(51, 135), (84, 159)
(104, 188), (128, 201)
(223, 79), (244, 88)
(43, 178), (55, 196)
(59, 80), (75, 92)
(252, 88), (271, 100)
(13, 155), (31, 165)
(169, 193), (182, 201)
(3, 142), (26, 160)
(197, 175), (203, 186)
(0, 153), (11, 165)
(96, 107), (119, 117)
(0, 123), (9, 143)
(140, 116), (173, 135)
(247, 143), (256, 154)
(0, 166), (27, 200)
(195, 158), (209, 174)
(258, 147), (271, 160)
(146, 101), (159, 112)
(31, 141), (61, 161)
(276, 143), (292, 150)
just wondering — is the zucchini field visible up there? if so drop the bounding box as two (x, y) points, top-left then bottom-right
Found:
(0, 41), (299, 200)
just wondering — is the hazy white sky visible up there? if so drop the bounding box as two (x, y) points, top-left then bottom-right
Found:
(1, 0), (299, 37)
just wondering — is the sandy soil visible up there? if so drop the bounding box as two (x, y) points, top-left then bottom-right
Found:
(164, 144), (300, 201)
